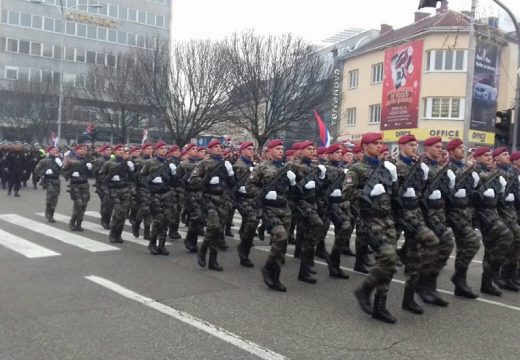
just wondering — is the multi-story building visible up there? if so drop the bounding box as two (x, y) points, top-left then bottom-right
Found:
(337, 4), (519, 149)
(0, 0), (171, 143)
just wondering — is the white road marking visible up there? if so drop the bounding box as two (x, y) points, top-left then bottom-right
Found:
(0, 214), (119, 253)
(85, 275), (288, 360)
(0, 228), (60, 258)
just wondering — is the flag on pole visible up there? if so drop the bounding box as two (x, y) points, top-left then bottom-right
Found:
(141, 129), (148, 146)
(49, 131), (58, 147)
(313, 110), (330, 147)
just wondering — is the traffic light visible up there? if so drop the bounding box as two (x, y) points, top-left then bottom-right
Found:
(495, 109), (512, 146)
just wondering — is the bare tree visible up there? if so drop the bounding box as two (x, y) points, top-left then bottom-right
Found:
(135, 38), (232, 146)
(225, 31), (330, 148)
(0, 80), (59, 143)
(80, 52), (147, 143)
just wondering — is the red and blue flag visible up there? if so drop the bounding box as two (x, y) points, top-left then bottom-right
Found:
(313, 110), (330, 147)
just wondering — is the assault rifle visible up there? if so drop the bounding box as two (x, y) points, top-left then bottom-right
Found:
(420, 164), (450, 210)
(230, 170), (252, 201)
(254, 165), (289, 205)
(360, 161), (393, 207)
(500, 168), (520, 206)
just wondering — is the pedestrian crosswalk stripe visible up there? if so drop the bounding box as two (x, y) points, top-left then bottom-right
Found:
(0, 228), (61, 258)
(0, 214), (119, 253)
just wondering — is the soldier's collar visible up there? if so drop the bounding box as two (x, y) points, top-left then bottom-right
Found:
(363, 154), (380, 165)
(477, 163), (489, 171)
(210, 155), (223, 161)
(189, 157), (198, 162)
(115, 156), (124, 161)
(272, 160), (283, 167)
(302, 157), (313, 166)
(156, 156), (166, 162)
(449, 157), (464, 167)
(329, 160), (341, 167)
(103, 155), (111, 160)
(499, 164), (512, 172)
(399, 155), (414, 165)
(240, 155), (253, 165)
(423, 155), (437, 165)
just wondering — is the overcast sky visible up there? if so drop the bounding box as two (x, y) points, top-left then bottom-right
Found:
(171, 0), (520, 45)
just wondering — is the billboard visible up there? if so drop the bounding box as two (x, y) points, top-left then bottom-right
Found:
(470, 37), (501, 144)
(381, 39), (423, 130)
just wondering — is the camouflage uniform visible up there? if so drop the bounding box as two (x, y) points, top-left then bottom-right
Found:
(473, 163), (513, 295)
(62, 155), (93, 231)
(446, 159), (481, 298)
(289, 157), (327, 283)
(34, 155), (62, 222)
(98, 156), (134, 243)
(133, 155), (153, 240)
(344, 155), (398, 322)
(179, 156), (202, 252)
(127, 155), (140, 225)
(189, 156), (235, 270)
(168, 156), (184, 240)
(93, 155), (112, 229)
(140, 156), (177, 255)
(246, 159), (293, 291)
(233, 156), (259, 267)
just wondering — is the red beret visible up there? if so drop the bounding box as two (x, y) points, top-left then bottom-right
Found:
(266, 139), (283, 149)
(207, 139), (222, 148)
(113, 144), (124, 151)
(474, 146), (491, 157)
(398, 134), (416, 144)
(300, 140), (315, 149)
(197, 146), (206, 152)
(75, 143), (87, 151)
(291, 142), (302, 150)
(130, 146), (140, 153)
(183, 143), (196, 152)
(381, 145), (389, 152)
(97, 144), (109, 152)
(352, 143), (363, 153)
(361, 132), (382, 145)
(510, 151), (520, 161)
(342, 147), (352, 154)
(223, 148), (232, 155)
(155, 142), (167, 151)
(327, 143), (342, 154)
(317, 146), (328, 155)
(424, 136), (442, 147)
(180, 150), (188, 157)
(285, 149), (295, 157)
(141, 143), (152, 151)
(446, 138), (463, 151)
(239, 141), (254, 151)
(492, 147), (508, 157)
(170, 144), (180, 151)
(46, 145), (56, 152)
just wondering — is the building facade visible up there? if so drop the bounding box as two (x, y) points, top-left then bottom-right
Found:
(0, 0), (171, 143)
(337, 6), (519, 149)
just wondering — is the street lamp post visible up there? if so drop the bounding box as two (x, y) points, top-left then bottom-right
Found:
(32, 0), (102, 146)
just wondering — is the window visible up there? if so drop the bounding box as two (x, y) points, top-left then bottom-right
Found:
(65, 47), (75, 61)
(96, 52), (106, 65)
(65, 22), (75, 35)
(137, 35), (145, 48)
(0, 37), (4, 51)
(86, 51), (96, 64)
(53, 72), (60, 84)
(108, 29), (117, 42)
(156, 15), (164, 28)
(107, 54), (116, 67)
(147, 13), (155, 26)
(20, 13), (31, 27)
(138, 11), (146, 24)
(44, 17), (54, 31)
(109, 4), (118, 18)
(32, 15), (42, 29)
(54, 19), (62, 33)
(76, 49), (86, 62)
(19, 40), (30, 54)
(1, 10), (7, 24)
(348, 69), (358, 89)
(42, 43), (53, 57)
(30, 68), (41, 82)
(42, 70), (52, 83)
(371, 63), (383, 84)
(346, 108), (357, 126)
(128, 8), (137, 22)
(5, 66), (18, 80)
(54, 45), (61, 59)
(63, 73), (75, 86)
(7, 38), (18, 52)
(98, 2), (108, 16)
(127, 33), (136, 46)
(75, 74), (85, 88)
(19, 67), (29, 82)
(98, 28), (107, 41)
(87, 25), (97, 39)
(426, 50), (467, 72)
(88, 2), (98, 14)
(31, 42), (42, 56)
(369, 104), (381, 124)
(66, 0), (77, 7)
(77, 23), (87, 37)
(8, 11), (20, 26)
(117, 31), (126, 44)
(118, 6), (127, 20)
(423, 97), (464, 120)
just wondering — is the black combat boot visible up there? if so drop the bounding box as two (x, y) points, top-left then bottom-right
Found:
(158, 237), (169, 255)
(117, 223), (125, 243)
(491, 263), (509, 290)
(48, 208), (56, 223)
(197, 242), (208, 267)
(342, 244), (355, 256)
(143, 225), (151, 240)
(208, 249), (223, 271)
(69, 215), (77, 231)
(499, 264), (520, 292)
(132, 220), (141, 238)
(184, 230), (199, 253)
(298, 254), (317, 284)
(148, 236), (160, 255)
(128, 209), (137, 226)
(75, 217), (84, 232)
(328, 249), (349, 279)
(169, 223), (182, 240)
(257, 224), (265, 241)
(513, 268), (520, 287)
(261, 260), (276, 289)
(109, 229), (119, 243)
(315, 240), (329, 260)
(237, 244), (254, 268)
(372, 290), (397, 324)
(225, 224), (234, 238)
(218, 234), (229, 250)
(451, 267), (478, 299)
(354, 282), (374, 315)
(100, 213), (110, 230)
(271, 261), (287, 292)
(402, 281), (424, 315)
(481, 271), (502, 296)
(353, 252), (369, 274)
(294, 240), (301, 259)
(416, 274), (448, 307)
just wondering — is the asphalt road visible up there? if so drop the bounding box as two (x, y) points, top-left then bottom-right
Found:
(1, 182), (520, 360)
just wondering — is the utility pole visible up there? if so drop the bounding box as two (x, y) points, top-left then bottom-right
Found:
(463, 0), (477, 148)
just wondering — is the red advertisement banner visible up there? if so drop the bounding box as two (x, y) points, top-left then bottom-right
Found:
(381, 40), (423, 130)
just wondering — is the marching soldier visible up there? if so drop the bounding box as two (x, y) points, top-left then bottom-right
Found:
(190, 139), (235, 271)
(344, 132), (399, 324)
(93, 144), (113, 229)
(6, 141), (25, 197)
(510, 151), (520, 286)
(62, 144), (93, 231)
(34, 145), (63, 223)
(233, 141), (259, 267)
(132, 143), (154, 240)
(167, 145), (183, 241)
(98, 144), (134, 243)
(140, 142), (177, 255)
(246, 139), (296, 291)
(472, 146), (513, 296)
(445, 138), (481, 298)
(127, 146), (142, 226)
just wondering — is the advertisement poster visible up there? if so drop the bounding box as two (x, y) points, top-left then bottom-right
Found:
(470, 37), (501, 138)
(381, 40), (423, 130)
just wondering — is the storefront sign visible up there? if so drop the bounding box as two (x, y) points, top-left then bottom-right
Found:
(65, 11), (119, 28)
